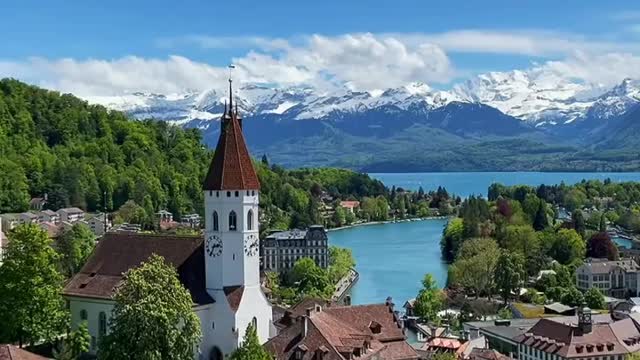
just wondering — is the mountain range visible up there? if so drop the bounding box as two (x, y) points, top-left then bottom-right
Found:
(84, 71), (640, 171)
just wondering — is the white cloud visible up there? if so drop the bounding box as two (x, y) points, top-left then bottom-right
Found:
(537, 51), (640, 87)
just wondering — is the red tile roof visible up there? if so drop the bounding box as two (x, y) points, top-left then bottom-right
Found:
(63, 233), (213, 306)
(203, 105), (260, 191)
(0, 345), (48, 360)
(264, 302), (418, 360)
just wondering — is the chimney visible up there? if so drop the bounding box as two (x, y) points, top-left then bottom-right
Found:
(303, 316), (308, 337)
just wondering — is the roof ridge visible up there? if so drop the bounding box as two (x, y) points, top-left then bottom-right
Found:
(308, 316), (349, 359)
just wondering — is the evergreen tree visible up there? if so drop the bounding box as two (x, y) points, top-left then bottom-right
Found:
(533, 201), (549, 231)
(261, 154), (269, 167)
(229, 323), (273, 360)
(0, 224), (66, 346)
(572, 210), (586, 239)
(599, 213), (607, 232)
(99, 255), (201, 360)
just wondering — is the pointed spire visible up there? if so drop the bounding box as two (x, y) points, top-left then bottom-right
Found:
(229, 78), (233, 115)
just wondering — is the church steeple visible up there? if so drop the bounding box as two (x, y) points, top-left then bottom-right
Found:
(203, 75), (259, 191)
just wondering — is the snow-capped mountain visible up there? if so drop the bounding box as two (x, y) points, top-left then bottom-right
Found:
(84, 72), (640, 132)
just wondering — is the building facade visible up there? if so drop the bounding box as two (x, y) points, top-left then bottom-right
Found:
(261, 225), (329, 273)
(576, 258), (640, 298)
(57, 207), (85, 223)
(63, 80), (272, 360)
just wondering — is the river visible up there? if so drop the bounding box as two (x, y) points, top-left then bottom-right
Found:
(329, 172), (640, 306)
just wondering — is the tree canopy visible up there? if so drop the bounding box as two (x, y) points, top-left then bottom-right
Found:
(229, 323), (273, 360)
(98, 254), (201, 360)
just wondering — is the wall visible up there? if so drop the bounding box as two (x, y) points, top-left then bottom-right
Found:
(67, 296), (114, 354)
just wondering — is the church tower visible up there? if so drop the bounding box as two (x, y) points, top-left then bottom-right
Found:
(202, 78), (272, 359)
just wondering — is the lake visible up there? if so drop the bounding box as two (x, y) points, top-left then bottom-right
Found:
(329, 172), (640, 306)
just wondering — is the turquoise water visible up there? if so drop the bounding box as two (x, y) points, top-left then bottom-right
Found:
(329, 219), (448, 306)
(371, 172), (640, 197)
(329, 172), (640, 306)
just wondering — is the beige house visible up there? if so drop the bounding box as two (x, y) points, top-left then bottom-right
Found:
(576, 258), (640, 298)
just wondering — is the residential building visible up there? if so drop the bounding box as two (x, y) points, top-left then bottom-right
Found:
(181, 213), (201, 228)
(37, 209), (59, 224)
(110, 223), (142, 233)
(576, 258), (640, 298)
(156, 210), (173, 224)
(0, 213), (20, 231)
(39, 221), (60, 238)
(29, 195), (47, 211)
(0, 344), (49, 359)
(64, 83), (272, 359)
(57, 207), (85, 223)
(514, 307), (640, 360)
(261, 225), (329, 273)
(84, 213), (111, 237)
(264, 299), (419, 360)
(339, 200), (360, 214)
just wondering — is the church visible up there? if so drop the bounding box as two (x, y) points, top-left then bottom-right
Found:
(63, 79), (273, 360)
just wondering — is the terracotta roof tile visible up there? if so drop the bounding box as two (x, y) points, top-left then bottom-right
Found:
(0, 345), (48, 360)
(63, 233), (213, 306)
(203, 109), (260, 191)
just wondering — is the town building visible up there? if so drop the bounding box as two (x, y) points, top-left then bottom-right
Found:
(82, 213), (110, 237)
(261, 225), (329, 273)
(63, 80), (272, 359)
(182, 213), (201, 228)
(57, 207), (85, 223)
(156, 209), (174, 224)
(0, 344), (48, 359)
(576, 258), (640, 298)
(0, 213), (20, 231)
(264, 298), (419, 359)
(37, 209), (59, 224)
(339, 200), (360, 214)
(29, 195), (47, 211)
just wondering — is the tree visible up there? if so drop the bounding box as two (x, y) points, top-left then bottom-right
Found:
(450, 238), (500, 298)
(549, 229), (585, 265)
(572, 210), (586, 239)
(413, 274), (443, 321)
(55, 322), (90, 360)
(331, 206), (347, 228)
(432, 353), (456, 360)
(533, 201), (549, 231)
(503, 225), (541, 275)
(56, 223), (96, 277)
(546, 287), (567, 302)
(229, 322), (273, 360)
(327, 246), (355, 284)
(261, 154), (269, 166)
(584, 288), (605, 309)
(440, 218), (464, 262)
(98, 255), (201, 360)
(0, 224), (66, 346)
(561, 287), (584, 307)
(587, 232), (619, 260)
(494, 251), (524, 304)
(115, 200), (147, 225)
(599, 213), (607, 232)
(534, 274), (557, 293)
(0, 159), (30, 213)
(289, 258), (333, 299)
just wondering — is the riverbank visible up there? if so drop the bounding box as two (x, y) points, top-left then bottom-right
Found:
(327, 216), (451, 232)
(332, 268), (359, 303)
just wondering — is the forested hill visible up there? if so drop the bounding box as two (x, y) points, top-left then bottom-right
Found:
(0, 79), (388, 229)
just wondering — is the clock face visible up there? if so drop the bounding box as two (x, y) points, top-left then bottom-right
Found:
(244, 234), (259, 257)
(206, 235), (223, 257)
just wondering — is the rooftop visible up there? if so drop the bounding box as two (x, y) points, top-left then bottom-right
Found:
(0, 345), (48, 360)
(580, 258), (640, 273)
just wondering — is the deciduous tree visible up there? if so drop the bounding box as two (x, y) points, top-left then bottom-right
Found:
(56, 223), (95, 277)
(98, 255), (201, 360)
(586, 232), (618, 260)
(413, 274), (443, 321)
(0, 224), (66, 346)
(584, 288), (605, 309)
(495, 251), (524, 304)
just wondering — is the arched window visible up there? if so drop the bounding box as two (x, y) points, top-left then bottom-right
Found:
(247, 210), (254, 230)
(99, 312), (107, 337)
(80, 309), (87, 321)
(213, 211), (219, 231)
(229, 211), (237, 231)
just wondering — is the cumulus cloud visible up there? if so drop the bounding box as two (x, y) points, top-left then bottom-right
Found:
(2, 29), (640, 97)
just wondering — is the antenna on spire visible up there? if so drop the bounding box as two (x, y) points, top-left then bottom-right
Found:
(228, 64), (236, 113)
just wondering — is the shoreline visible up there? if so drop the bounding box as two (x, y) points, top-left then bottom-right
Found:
(327, 216), (451, 232)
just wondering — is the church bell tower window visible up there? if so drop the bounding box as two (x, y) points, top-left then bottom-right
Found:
(213, 211), (219, 231)
(229, 211), (237, 231)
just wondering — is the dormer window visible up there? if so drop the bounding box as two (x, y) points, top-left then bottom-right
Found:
(369, 321), (382, 334)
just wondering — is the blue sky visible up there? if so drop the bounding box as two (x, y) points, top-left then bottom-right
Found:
(2, 0), (640, 95)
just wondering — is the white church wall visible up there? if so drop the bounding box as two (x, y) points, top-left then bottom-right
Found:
(67, 296), (114, 354)
(235, 286), (273, 345)
(202, 290), (239, 358)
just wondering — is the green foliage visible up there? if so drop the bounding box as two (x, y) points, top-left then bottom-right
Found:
(327, 246), (355, 284)
(549, 229), (585, 265)
(534, 274), (557, 293)
(584, 288), (605, 309)
(55, 321), (91, 360)
(0, 79), (209, 217)
(533, 201), (549, 231)
(56, 223), (95, 277)
(546, 286), (567, 302)
(413, 274), (443, 321)
(450, 238), (500, 298)
(498, 308), (513, 320)
(561, 287), (585, 307)
(441, 218), (464, 262)
(0, 224), (66, 346)
(432, 352), (457, 360)
(572, 211), (586, 239)
(98, 255), (201, 360)
(289, 258), (333, 299)
(229, 322), (273, 360)
(495, 251), (525, 304)
(586, 232), (619, 260)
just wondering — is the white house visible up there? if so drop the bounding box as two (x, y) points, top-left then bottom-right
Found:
(84, 213), (111, 237)
(37, 209), (60, 224)
(63, 83), (273, 359)
(57, 207), (85, 223)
